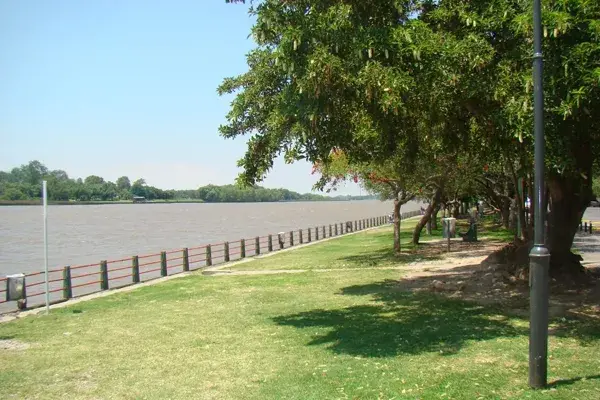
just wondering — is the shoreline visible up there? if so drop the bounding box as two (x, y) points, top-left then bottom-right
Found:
(0, 199), (374, 206)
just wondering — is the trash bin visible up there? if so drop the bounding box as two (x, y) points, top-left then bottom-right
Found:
(442, 218), (456, 238)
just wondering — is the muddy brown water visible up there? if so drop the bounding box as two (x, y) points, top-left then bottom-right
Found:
(0, 200), (422, 312)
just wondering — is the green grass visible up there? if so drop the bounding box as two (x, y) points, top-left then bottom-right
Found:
(226, 216), (511, 272)
(1, 221), (597, 399)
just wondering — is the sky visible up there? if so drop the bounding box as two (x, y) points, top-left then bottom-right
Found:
(0, 1), (362, 195)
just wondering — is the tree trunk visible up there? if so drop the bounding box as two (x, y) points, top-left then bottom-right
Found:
(393, 198), (402, 255)
(501, 199), (510, 230)
(452, 202), (460, 218)
(431, 206), (439, 230)
(547, 175), (591, 275)
(413, 189), (442, 245)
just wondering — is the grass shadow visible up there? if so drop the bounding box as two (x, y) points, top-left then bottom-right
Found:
(337, 246), (442, 267)
(273, 282), (526, 358)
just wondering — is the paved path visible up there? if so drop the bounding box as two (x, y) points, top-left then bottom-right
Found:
(573, 233), (600, 266)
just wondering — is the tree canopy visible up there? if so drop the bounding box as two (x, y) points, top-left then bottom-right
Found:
(221, 0), (600, 273)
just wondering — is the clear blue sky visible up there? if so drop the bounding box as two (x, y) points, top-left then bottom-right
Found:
(0, 1), (361, 195)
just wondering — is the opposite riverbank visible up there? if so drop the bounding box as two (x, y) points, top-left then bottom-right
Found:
(0, 199), (205, 206)
(1, 219), (599, 399)
(0, 198), (379, 206)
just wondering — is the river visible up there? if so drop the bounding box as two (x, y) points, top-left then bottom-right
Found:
(0, 200), (421, 277)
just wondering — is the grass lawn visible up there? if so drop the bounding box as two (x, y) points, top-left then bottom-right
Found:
(225, 215), (513, 272)
(1, 221), (598, 399)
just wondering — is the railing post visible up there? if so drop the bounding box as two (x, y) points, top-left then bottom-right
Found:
(329, 224), (332, 237)
(308, 228), (312, 242)
(584, 222), (588, 233)
(322, 226), (326, 238)
(63, 266), (72, 299)
(132, 255), (140, 283)
(224, 242), (230, 262)
(100, 260), (108, 290)
(290, 231), (294, 246)
(315, 226), (319, 240)
(255, 237), (260, 255)
(206, 245), (212, 266)
(335, 224), (338, 236)
(241, 239), (246, 258)
(590, 222), (593, 234)
(160, 251), (167, 276)
(299, 229), (304, 244)
(183, 248), (190, 271)
(268, 235), (273, 252)
(279, 234), (284, 250)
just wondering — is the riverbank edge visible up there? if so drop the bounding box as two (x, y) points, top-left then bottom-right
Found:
(0, 199), (378, 206)
(0, 218), (415, 323)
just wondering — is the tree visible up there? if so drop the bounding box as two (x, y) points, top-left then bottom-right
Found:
(116, 176), (131, 191)
(222, 0), (600, 275)
(131, 179), (147, 197)
(84, 175), (105, 186)
(316, 149), (418, 254)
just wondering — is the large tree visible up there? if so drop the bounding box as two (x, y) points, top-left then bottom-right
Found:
(222, 0), (600, 274)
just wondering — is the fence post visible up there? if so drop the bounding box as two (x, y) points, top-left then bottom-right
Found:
(335, 224), (338, 236)
(183, 248), (190, 271)
(100, 260), (108, 290)
(206, 245), (212, 266)
(63, 266), (72, 299)
(255, 237), (261, 255)
(299, 229), (304, 244)
(308, 228), (312, 242)
(268, 235), (273, 252)
(241, 239), (246, 258)
(329, 224), (333, 237)
(290, 231), (294, 246)
(224, 242), (230, 262)
(590, 222), (593, 234)
(315, 226), (319, 240)
(322, 226), (326, 238)
(132, 255), (140, 283)
(340, 222), (344, 234)
(160, 251), (168, 276)
(584, 222), (588, 233)
(279, 234), (284, 250)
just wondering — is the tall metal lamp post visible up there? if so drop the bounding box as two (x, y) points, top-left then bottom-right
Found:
(529, 0), (550, 389)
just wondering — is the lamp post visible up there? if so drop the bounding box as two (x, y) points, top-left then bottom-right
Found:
(529, 0), (550, 389)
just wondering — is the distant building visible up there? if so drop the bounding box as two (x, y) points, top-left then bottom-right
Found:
(132, 196), (146, 203)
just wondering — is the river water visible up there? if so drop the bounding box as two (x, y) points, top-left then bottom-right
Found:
(0, 200), (421, 277)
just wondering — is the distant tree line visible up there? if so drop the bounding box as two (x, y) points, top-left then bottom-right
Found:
(0, 161), (374, 203)
(193, 184), (373, 202)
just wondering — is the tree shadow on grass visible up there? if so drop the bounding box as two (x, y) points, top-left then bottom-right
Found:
(336, 246), (442, 268)
(272, 282), (526, 358)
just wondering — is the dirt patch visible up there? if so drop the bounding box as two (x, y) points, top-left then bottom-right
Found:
(394, 242), (600, 319)
(0, 339), (30, 351)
